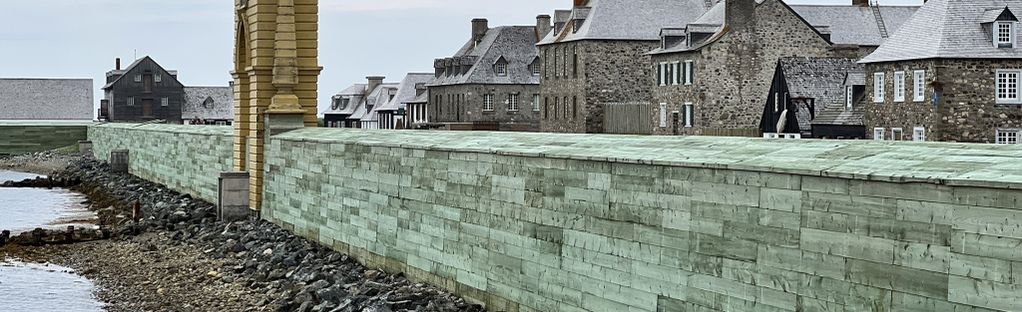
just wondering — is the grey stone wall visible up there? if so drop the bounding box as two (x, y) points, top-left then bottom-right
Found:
(540, 40), (659, 133)
(650, 0), (834, 136)
(0, 123), (89, 155)
(865, 59), (1022, 142)
(428, 83), (541, 130)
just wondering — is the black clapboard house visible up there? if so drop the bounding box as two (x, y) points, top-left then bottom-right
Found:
(761, 57), (864, 138)
(101, 57), (185, 123)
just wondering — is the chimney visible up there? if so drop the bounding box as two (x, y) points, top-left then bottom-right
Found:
(472, 18), (488, 43)
(116, 58), (121, 71)
(537, 15), (552, 40)
(366, 76), (384, 93)
(726, 0), (755, 31)
(852, 0), (869, 6)
(553, 10), (572, 34)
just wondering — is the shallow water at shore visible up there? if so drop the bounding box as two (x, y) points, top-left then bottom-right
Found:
(0, 259), (104, 312)
(0, 170), (98, 233)
(0, 170), (45, 182)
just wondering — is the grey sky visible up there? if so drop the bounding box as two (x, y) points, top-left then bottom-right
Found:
(0, 0), (924, 117)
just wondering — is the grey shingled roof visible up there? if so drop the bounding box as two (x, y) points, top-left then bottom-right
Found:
(860, 0), (1022, 63)
(324, 84), (366, 115)
(538, 0), (709, 45)
(0, 78), (93, 120)
(376, 73), (433, 112)
(352, 83), (397, 121)
(776, 57), (863, 128)
(429, 26), (540, 87)
(790, 4), (919, 47)
(182, 86), (233, 120)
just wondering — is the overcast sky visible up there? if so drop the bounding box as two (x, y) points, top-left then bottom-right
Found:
(0, 0), (924, 117)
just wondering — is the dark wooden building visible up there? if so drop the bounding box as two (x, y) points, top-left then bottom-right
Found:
(761, 57), (865, 138)
(101, 57), (185, 123)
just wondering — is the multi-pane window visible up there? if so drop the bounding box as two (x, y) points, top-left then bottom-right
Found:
(913, 70), (925, 102)
(127, 97), (135, 106)
(155, 73), (162, 83)
(533, 94), (540, 112)
(658, 62), (667, 86)
(997, 70), (1021, 104)
(997, 22), (1014, 47)
(683, 103), (693, 128)
(873, 73), (885, 103)
(684, 60), (694, 85)
(508, 94), (519, 112)
(134, 74), (142, 82)
(530, 59), (541, 76)
(893, 71), (905, 102)
(495, 61), (507, 76)
(483, 94), (494, 111)
(913, 127), (926, 142)
(997, 129), (1021, 144)
(891, 128), (903, 141)
(845, 86), (853, 110)
(873, 128), (885, 141)
(161, 97), (169, 107)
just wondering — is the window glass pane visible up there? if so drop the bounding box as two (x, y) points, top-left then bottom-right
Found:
(998, 71), (1019, 101)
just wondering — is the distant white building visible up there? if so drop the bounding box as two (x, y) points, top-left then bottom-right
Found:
(0, 78), (93, 121)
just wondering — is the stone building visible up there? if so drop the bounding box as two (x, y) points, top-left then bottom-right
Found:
(321, 76), (397, 129)
(182, 86), (234, 125)
(101, 57), (185, 123)
(645, 0), (917, 137)
(0, 78), (93, 121)
(861, 0), (1022, 143)
(322, 83), (366, 128)
(427, 18), (543, 131)
(761, 57), (864, 138)
(538, 0), (711, 133)
(372, 73), (433, 130)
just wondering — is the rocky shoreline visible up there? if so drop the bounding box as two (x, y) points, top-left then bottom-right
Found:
(1, 154), (485, 312)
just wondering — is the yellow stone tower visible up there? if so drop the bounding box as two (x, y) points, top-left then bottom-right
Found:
(233, 0), (321, 210)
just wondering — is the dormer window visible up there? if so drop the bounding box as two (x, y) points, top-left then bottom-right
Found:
(997, 21), (1015, 48)
(494, 57), (508, 76)
(529, 58), (541, 76)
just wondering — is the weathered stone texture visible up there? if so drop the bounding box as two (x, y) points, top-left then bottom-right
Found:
(540, 40), (659, 133)
(257, 129), (1022, 312)
(88, 123), (233, 202)
(865, 59), (1022, 142)
(651, 0), (834, 136)
(428, 83), (541, 129)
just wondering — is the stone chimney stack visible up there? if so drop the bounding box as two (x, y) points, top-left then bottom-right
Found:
(536, 15), (552, 40)
(553, 10), (572, 34)
(726, 0), (755, 31)
(852, 0), (869, 6)
(472, 18), (489, 43)
(366, 76), (384, 93)
(116, 58), (121, 70)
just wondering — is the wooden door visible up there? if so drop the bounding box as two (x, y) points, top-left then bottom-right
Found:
(142, 99), (154, 118)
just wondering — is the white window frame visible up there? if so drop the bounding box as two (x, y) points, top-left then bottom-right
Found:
(508, 94), (519, 112)
(134, 74), (142, 83)
(483, 94), (494, 111)
(684, 60), (694, 85)
(659, 62), (668, 86)
(161, 97), (169, 107)
(127, 97), (135, 106)
(845, 86), (854, 110)
(891, 128), (903, 141)
(672, 62), (681, 86)
(873, 128), (885, 141)
(997, 128), (1021, 144)
(913, 127), (926, 142)
(873, 73), (885, 103)
(659, 103), (668, 128)
(495, 62), (508, 76)
(913, 70), (925, 102)
(683, 102), (693, 128)
(893, 71), (906, 102)
(996, 21), (1015, 48)
(532, 94), (540, 112)
(155, 73), (162, 83)
(997, 69), (1022, 104)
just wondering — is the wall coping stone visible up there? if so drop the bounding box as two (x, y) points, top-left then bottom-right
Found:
(271, 128), (1022, 190)
(89, 123), (233, 137)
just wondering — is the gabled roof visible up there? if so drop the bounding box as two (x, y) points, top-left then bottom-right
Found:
(861, 0), (1022, 63)
(538, 0), (709, 45)
(182, 86), (233, 120)
(102, 56), (180, 89)
(352, 83), (397, 121)
(376, 73), (434, 112)
(323, 84), (366, 115)
(430, 26), (540, 86)
(790, 4), (919, 47)
(775, 57), (863, 130)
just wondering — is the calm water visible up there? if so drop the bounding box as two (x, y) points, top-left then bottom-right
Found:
(0, 171), (103, 311)
(0, 260), (104, 312)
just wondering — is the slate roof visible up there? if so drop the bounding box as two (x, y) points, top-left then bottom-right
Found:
(376, 73), (433, 112)
(790, 4), (919, 47)
(860, 0), (1022, 63)
(182, 86), (233, 121)
(430, 26), (540, 87)
(323, 84), (366, 116)
(775, 57), (864, 128)
(0, 78), (94, 120)
(352, 83), (397, 121)
(538, 0), (709, 45)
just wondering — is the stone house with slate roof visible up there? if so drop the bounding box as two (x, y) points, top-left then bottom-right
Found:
(427, 19), (544, 131)
(323, 83), (367, 128)
(182, 86), (234, 126)
(372, 73), (433, 130)
(322, 76), (397, 129)
(762, 57), (864, 138)
(538, 0), (711, 133)
(101, 57), (185, 123)
(0, 78), (93, 121)
(404, 84), (430, 128)
(355, 78), (398, 129)
(862, 0), (1022, 143)
(646, 0), (916, 137)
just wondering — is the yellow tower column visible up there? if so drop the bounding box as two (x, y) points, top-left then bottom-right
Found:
(234, 0), (320, 211)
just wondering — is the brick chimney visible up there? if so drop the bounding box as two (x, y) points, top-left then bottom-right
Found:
(116, 58), (121, 70)
(726, 0), (755, 31)
(553, 10), (572, 34)
(472, 18), (488, 43)
(852, 0), (869, 6)
(366, 76), (384, 93)
(537, 15), (552, 40)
